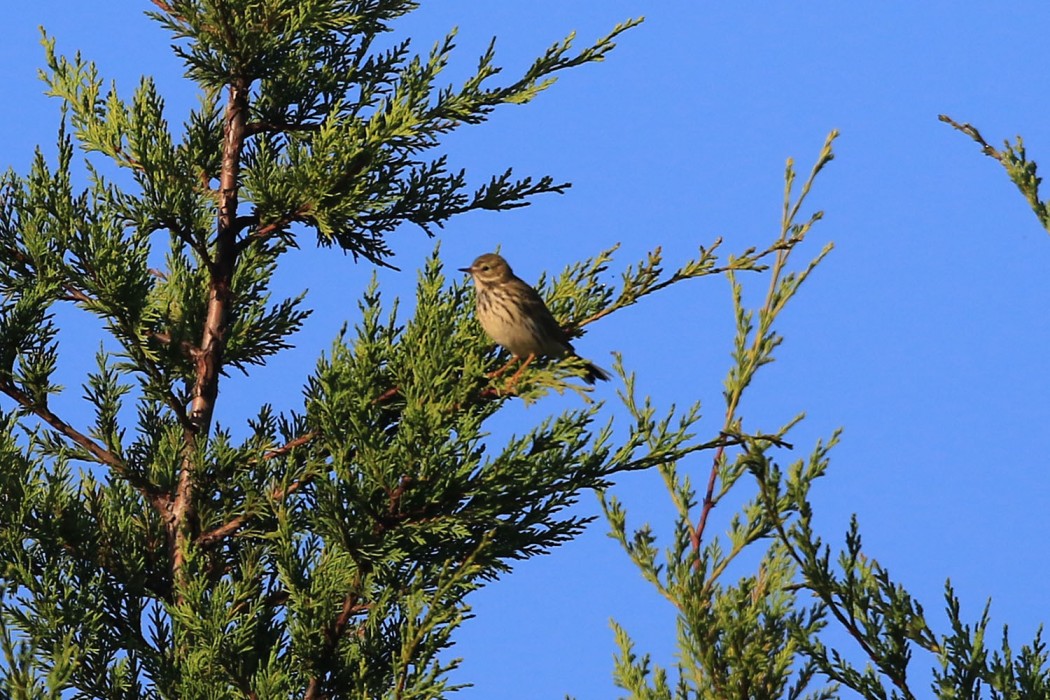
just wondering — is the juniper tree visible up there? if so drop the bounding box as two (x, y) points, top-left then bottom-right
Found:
(5, 2), (1040, 698)
(0, 2), (805, 698)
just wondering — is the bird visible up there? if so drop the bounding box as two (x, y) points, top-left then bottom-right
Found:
(459, 252), (610, 386)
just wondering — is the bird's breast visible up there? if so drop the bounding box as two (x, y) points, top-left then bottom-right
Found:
(477, 288), (551, 357)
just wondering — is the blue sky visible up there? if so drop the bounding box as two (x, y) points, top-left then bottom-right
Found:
(3, 2), (1050, 697)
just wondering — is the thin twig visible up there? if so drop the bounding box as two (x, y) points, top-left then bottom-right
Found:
(609, 433), (790, 478)
(305, 590), (370, 700)
(196, 457), (318, 547)
(372, 386), (400, 404)
(937, 114), (1004, 161)
(196, 515), (246, 547)
(387, 475), (415, 513)
(571, 238), (800, 332)
(60, 283), (93, 305)
(689, 204), (810, 554)
(262, 431), (317, 461)
(374, 374), (512, 408)
(160, 216), (214, 270)
(148, 330), (198, 359)
(690, 442), (726, 553)
(234, 208), (310, 254)
(328, 593), (365, 645)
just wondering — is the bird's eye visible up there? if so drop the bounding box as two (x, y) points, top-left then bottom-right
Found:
(481, 264), (489, 271)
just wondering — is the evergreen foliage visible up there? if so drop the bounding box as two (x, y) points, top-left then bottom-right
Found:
(602, 126), (1050, 700)
(0, 2), (1045, 698)
(0, 2), (666, 696)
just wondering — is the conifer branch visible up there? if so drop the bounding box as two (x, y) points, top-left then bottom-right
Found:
(570, 237), (802, 332)
(57, 280), (199, 443)
(148, 330), (197, 359)
(0, 379), (165, 510)
(688, 131), (837, 553)
(56, 278), (197, 441)
(149, 0), (175, 16)
(940, 113), (1050, 233)
(769, 503), (883, 671)
(691, 441), (728, 553)
(160, 216), (214, 269)
(305, 591), (369, 700)
(195, 469), (316, 547)
(609, 433), (790, 476)
(196, 435), (320, 547)
(262, 431), (317, 461)
(233, 208), (309, 254)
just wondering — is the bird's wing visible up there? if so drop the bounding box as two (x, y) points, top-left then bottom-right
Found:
(518, 283), (574, 348)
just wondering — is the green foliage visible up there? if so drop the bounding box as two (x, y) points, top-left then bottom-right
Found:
(603, 130), (1050, 700)
(0, 2), (750, 697)
(0, 3), (1044, 698)
(601, 133), (839, 700)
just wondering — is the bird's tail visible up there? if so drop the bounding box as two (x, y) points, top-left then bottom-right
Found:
(582, 360), (611, 385)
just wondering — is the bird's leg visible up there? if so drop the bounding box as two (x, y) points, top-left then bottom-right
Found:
(488, 355), (520, 379)
(504, 353), (536, 389)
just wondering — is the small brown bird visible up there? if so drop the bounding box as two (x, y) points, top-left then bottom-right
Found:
(459, 252), (610, 385)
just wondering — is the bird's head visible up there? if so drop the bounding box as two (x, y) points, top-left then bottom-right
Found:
(459, 253), (513, 287)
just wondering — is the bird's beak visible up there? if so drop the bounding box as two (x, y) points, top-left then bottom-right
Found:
(457, 266), (472, 273)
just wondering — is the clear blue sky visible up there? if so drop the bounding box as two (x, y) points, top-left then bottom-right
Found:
(3, 2), (1050, 697)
